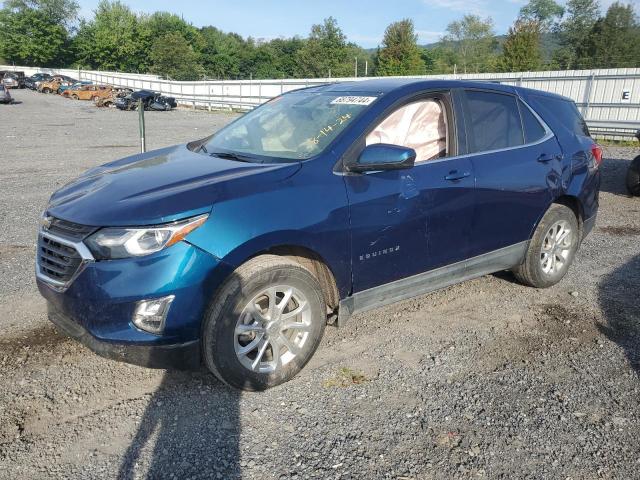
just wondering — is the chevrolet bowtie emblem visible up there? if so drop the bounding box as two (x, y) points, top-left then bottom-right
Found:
(40, 215), (53, 230)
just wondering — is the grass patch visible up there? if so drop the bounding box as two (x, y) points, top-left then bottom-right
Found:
(323, 367), (369, 388)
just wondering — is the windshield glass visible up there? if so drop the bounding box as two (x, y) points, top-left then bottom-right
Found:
(202, 92), (377, 162)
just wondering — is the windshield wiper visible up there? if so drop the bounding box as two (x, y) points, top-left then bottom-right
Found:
(208, 151), (256, 163)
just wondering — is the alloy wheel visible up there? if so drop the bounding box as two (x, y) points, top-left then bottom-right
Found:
(234, 285), (312, 374)
(540, 220), (573, 275)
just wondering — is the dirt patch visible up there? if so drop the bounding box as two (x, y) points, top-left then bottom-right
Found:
(0, 323), (70, 354)
(599, 225), (640, 236)
(0, 244), (32, 256)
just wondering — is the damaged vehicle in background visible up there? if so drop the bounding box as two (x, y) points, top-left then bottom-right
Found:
(0, 85), (12, 104)
(62, 84), (112, 101)
(38, 76), (76, 94)
(24, 73), (52, 90)
(36, 79), (601, 391)
(94, 88), (133, 108)
(115, 89), (177, 111)
(58, 80), (92, 95)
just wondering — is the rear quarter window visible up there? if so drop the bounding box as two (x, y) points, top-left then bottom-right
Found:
(527, 95), (590, 138)
(518, 100), (547, 143)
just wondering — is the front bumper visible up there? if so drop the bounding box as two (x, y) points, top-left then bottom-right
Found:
(48, 302), (200, 369)
(37, 240), (232, 369)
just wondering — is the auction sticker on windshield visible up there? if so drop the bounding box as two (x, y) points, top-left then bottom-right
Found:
(330, 96), (377, 106)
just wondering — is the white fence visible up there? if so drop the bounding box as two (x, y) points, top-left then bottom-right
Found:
(3, 65), (640, 138)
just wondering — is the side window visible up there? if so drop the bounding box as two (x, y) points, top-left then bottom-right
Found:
(464, 91), (524, 153)
(366, 98), (448, 163)
(528, 95), (590, 137)
(519, 99), (547, 143)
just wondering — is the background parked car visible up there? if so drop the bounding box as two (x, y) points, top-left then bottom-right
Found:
(58, 80), (92, 94)
(1, 72), (25, 89)
(24, 73), (52, 90)
(115, 89), (177, 111)
(0, 85), (12, 104)
(62, 84), (111, 101)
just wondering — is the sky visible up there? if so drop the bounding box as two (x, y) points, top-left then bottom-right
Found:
(76, 0), (628, 48)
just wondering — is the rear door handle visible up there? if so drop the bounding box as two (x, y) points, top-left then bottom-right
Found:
(537, 153), (563, 163)
(445, 170), (470, 181)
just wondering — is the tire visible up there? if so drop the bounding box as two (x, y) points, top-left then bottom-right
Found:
(43, 88), (50, 94)
(71, 94), (79, 100)
(92, 96), (99, 102)
(626, 156), (640, 196)
(202, 255), (326, 391)
(513, 204), (579, 288)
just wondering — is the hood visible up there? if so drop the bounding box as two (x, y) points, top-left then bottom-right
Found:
(47, 144), (301, 226)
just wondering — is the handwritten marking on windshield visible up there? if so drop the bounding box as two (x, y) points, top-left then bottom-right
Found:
(309, 113), (353, 145)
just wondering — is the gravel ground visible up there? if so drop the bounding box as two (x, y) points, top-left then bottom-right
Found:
(0, 89), (639, 480)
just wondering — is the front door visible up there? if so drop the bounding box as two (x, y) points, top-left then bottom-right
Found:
(343, 93), (475, 293)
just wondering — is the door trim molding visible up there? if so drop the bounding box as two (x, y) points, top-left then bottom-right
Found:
(337, 241), (528, 326)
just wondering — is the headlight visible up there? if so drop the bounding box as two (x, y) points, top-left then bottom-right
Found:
(85, 214), (208, 259)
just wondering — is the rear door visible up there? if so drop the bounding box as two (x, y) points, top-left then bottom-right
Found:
(458, 89), (562, 257)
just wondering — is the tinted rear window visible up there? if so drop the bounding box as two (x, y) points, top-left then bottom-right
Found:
(519, 100), (547, 143)
(528, 95), (589, 137)
(464, 91), (524, 153)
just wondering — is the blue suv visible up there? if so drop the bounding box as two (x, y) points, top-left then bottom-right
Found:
(36, 79), (601, 390)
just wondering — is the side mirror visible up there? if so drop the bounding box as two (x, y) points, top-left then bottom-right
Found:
(349, 143), (416, 173)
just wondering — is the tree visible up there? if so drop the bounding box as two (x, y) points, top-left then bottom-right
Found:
(519, 0), (564, 31)
(73, 1), (147, 71)
(498, 19), (543, 72)
(150, 31), (204, 80)
(0, 2), (73, 66)
(580, 2), (640, 68)
(553, 0), (601, 68)
(3, 0), (78, 28)
(375, 19), (426, 76)
(199, 26), (246, 79)
(296, 17), (351, 77)
(443, 15), (498, 73)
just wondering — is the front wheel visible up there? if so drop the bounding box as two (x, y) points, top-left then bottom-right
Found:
(513, 204), (579, 288)
(202, 255), (326, 390)
(626, 156), (640, 196)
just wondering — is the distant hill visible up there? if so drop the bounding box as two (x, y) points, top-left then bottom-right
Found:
(368, 32), (561, 62)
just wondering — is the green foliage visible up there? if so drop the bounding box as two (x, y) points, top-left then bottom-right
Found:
(0, 1), (638, 77)
(375, 19), (426, 76)
(296, 17), (352, 77)
(74, 1), (147, 71)
(149, 31), (204, 80)
(579, 2), (640, 68)
(519, 0), (564, 31)
(552, 0), (601, 68)
(442, 15), (499, 73)
(498, 19), (543, 72)
(0, 3), (72, 66)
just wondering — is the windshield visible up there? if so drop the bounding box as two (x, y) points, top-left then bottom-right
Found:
(202, 92), (377, 162)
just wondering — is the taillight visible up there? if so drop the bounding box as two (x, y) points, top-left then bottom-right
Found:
(591, 144), (603, 168)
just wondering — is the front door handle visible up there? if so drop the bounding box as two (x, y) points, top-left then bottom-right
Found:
(445, 170), (470, 181)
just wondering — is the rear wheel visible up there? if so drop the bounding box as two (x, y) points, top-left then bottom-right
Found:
(202, 255), (326, 391)
(626, 156), (640, 196)
(513, 204), (579, 288)
(42, 88), (50, 94)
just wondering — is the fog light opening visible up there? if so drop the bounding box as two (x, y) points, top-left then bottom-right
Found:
(132, 295), (175, 334)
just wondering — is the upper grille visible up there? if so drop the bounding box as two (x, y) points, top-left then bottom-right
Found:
(38, 235), (83, 283)
(45, 217), (96, 241)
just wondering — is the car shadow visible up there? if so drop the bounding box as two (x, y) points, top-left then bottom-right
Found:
(117, 368), (242, 479)
(599, 153), (637, 197)
(597, 254), (640, 377)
